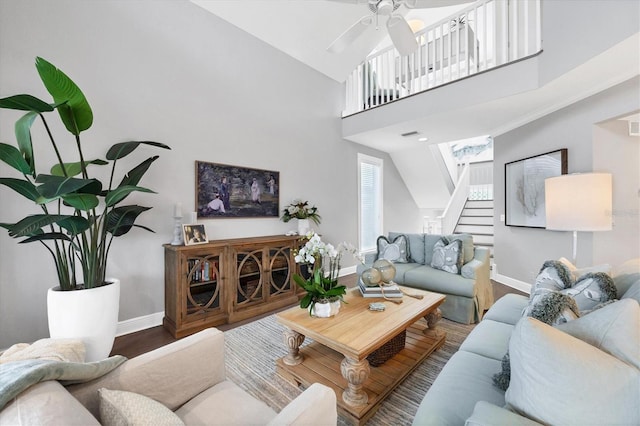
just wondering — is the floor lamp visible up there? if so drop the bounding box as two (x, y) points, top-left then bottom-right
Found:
(545, 173), (612, 266)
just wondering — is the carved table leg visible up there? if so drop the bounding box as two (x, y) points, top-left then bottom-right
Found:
(424, 308), (445, 339)
(340, 357), (370, 406)
(282, 329), (305, 366)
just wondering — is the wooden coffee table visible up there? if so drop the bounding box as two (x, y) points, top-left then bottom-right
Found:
(275, 286), (446, 425)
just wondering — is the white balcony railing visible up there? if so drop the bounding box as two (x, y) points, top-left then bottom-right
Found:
(343, 0), (542, 116)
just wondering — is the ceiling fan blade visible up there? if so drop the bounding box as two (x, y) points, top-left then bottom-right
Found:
(327, 15), (373, 53)
(387, 15), (418, 56)
(404, 0), (473, 9)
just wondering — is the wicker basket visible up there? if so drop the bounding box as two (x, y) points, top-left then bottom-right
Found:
(367, 330), (406, 367)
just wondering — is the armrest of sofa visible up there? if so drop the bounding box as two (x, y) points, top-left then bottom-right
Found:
(465, 401), (542, 426)
(68, 328), (226, 420)
(461, 247), (490, 280)
(266, 383), (337, 426)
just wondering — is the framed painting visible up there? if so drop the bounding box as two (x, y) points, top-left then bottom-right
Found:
(196, 161), (279, 219)
(183, 224), (208, 245)
(505, 149), (567, 228)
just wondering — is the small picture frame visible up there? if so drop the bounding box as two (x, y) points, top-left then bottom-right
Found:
(182, 224), (208, 246)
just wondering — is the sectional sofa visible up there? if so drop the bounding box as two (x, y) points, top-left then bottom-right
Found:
(357, 232), (493, 324)
(412, 261), (640, 425)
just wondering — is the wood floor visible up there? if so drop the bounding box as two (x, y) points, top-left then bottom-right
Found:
(111, 276), (526, 359)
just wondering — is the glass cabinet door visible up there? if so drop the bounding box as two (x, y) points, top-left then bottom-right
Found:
(235, 249), (264, 306)
(269, 246), (292, 296)
(184, 254), (221, 318)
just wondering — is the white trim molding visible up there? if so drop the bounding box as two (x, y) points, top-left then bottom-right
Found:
(116, 311), (164, 337)
(494, 273), (531, 295)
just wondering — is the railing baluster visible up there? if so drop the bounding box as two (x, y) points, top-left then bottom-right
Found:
(341, 0), (542, 116)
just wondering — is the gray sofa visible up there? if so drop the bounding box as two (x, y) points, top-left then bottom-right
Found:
(357, 232), (493, 324)
(412, 264), (640, 425)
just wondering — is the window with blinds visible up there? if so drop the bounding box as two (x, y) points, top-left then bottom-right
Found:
(358, 154), (383, 252)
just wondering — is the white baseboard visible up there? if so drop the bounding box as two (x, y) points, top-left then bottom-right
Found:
(340, 265), (357, 277)
(116, 311), (164, 337)
(494, 273), (531, 295)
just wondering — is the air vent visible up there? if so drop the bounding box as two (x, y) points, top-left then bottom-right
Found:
(401, 131), (419, 137)
(629, 121), (639, 137)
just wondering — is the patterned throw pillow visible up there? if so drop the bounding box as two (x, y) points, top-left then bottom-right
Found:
(430, 237), (463, 274)
(562, 272), (617, 314)
(99, 388), (184, 426)
(376, 234), (410, 263)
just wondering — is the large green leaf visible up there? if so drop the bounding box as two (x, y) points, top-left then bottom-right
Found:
(0, 178), (40, 201)
(0, 143), (32, 174)
(3, 214), (71, 237)
(119, 156), (159, 187)
(35, 57), (93, 135)
(105, 185), (155, 207)
(106, 141), (170, 161)
(0, 94), (54, 112)
(105, 205), (151, 236)
(57, 216), (90, 235)
(19, 232), (73, 244)
(35, 174), (97, 199)
(50, 159), (108, 177)
(62, 193), (99, 211)
(15, 111), (38, 175)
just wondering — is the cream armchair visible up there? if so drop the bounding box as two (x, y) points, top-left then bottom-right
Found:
(1, 328), (337, 425)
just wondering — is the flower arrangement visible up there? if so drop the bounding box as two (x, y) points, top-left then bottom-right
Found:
(293, 233), (363, 315)
(281, 200), (321, 225)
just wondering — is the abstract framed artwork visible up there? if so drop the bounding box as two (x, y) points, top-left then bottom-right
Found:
(505, 149), (567, 228)
(195, 161), (279, 219)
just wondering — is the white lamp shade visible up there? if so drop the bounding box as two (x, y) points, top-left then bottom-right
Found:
(545, 173), (612, 231)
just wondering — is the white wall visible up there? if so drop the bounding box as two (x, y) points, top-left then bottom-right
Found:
(593, 118), (640, 266)
(493, 77), (640, 285)
(0, 0), (420, 348)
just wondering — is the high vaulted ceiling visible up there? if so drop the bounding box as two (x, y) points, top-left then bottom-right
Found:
(191, 0), (472, 82)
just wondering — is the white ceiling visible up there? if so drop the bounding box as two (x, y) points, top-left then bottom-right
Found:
(191, 0), (473, 82)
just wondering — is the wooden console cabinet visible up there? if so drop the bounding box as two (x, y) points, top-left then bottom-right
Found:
(163, 235), (301, 338)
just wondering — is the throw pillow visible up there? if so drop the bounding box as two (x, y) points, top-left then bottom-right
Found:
(447, 233), (474, 264)
(529, 260), (573, 298)
(390, 232), (424, 264)
(99, 388), (185, 426)
(523, 291), (580, 326)
(559, 256), (612, 281)
(505, 318), (640, 426)
(376, 234), (410, 263)
(562, 272), (617, 314)
(556, 299), (640, 369)
(430, 237), (463, 274)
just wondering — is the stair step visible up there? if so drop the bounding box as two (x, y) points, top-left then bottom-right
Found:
(456, 224), (494, 234)
(458, 216), (493, 225)
(462, 208), (494, 217)
(465, 200), (494, 208)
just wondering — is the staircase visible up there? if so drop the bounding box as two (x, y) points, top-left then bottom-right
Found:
(455, 199), (494, 257)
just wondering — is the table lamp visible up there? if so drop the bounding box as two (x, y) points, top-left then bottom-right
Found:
(545, 173), (612, 265)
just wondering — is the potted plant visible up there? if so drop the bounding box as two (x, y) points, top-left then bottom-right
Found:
(292, 233), (361, 317)
(281, 199), (321, 236)
(0, 57), (170, 360)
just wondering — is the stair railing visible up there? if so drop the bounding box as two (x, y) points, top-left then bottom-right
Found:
(343, 0), (542, 116)
(438, 163), (470, 234)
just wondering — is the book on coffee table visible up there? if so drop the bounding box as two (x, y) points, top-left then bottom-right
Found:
(358, 279), (403, 298)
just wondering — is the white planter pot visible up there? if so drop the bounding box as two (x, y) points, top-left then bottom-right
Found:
(311, 299), (341, 318)
(47, 278), (120, 362)
(297, 218), (310, 236)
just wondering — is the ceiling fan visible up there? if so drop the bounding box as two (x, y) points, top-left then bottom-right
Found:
(327, 0), (471, 56)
